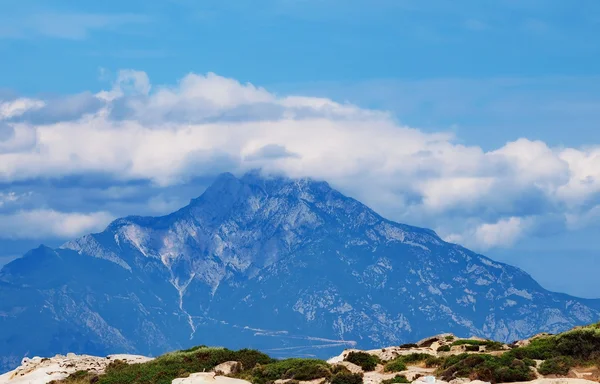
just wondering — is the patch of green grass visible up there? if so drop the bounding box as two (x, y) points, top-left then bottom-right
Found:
(445, 336), (455, 342)
(382, 375), (410, 384)
(344, 351), (379, 372)
(437, 345), (451, 352)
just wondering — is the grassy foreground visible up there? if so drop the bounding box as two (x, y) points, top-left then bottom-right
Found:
(51, 322), (600, 384)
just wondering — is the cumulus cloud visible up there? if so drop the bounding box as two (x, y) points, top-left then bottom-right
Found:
(0, 210), (114, 239)
(1, 70), (600, 249)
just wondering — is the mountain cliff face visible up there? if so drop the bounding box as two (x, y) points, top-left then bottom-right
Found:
(1, 171), (599, 372)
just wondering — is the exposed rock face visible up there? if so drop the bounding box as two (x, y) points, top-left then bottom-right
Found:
(0, 354), (152, 384)
(212, 361), (242, 375)
(173, 373), (251, 384)
(1, 172), (600, 373)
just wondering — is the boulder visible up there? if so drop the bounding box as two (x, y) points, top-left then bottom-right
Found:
(449, 379), (471, 384)
(212, 361), (242, 375)
(334, 361), (364, 374)
(173, 372), (251, 384)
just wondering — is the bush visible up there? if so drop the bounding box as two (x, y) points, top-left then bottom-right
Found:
(425, 356), (444, 368)
(49, 371), (98, 384)
(382, 375), (410, 384)
(252, 359), (332, 382)
(522, 358), (536, 367)
(465, 345), (480, 352)
(331, 365), (352, 375)
(383, 359), (407, 373)
(452, 340), (504, 351)
(330, 372), (363, 384)
(438, 353), (535, 383)
(507, 337), (557, 360)
(384, 353), (438, 372)
(92, 347), (273, 384)
(538, 356), (574, 376)
(437, 346), (451, 352)
(345, 352), (378, 372)
(555, 327), (600, 360)
(397, 353), (432, 365)
(445, 336), (455, 341)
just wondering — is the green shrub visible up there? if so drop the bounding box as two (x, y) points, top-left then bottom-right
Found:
(437, 345), (451, 352)
(383, 353), (432, 373)
(397, 353), (432, 365)
(330, 372), (363, 384)
(331, 365), (352, 375)
(382, 375), (410, 384)
(49, 370), (98, 384)
(507, 337), (557, 360)
(438, 353), (535, 383)
(425, 356), (444, 368)
(452, 340), (487, 346)
(445, 336), (455, 341)
(384, 359), (407, 373)
(465, 345), (480, 352)
(93, 347), (274, 384)
(451, 340), (504, 351)
(522, 358), (536, 367)
(345, 352), (378, 372)
(555, 327), (600, 360)
(252, 359), (331, 382)
(538, 356), (574, 376)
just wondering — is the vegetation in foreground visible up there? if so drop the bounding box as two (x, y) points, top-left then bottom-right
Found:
(50, 322), (600, 384)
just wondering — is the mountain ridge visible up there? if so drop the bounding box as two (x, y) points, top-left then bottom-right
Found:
(1, 171), (599, 373)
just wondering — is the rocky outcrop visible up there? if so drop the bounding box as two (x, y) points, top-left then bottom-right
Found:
(173, 373), (250, 384)
(0, 353), (152, 384)
(212, 361), (242, 375)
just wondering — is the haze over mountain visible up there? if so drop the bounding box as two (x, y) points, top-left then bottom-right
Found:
(1, 171), (599, 373)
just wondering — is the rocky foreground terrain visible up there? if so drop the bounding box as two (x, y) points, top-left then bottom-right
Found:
(2, 323), (600, 384)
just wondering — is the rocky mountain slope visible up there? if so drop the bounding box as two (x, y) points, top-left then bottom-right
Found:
(1, 171), (599, 373)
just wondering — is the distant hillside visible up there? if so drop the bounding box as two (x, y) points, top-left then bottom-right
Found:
(1, 172), (599, 373)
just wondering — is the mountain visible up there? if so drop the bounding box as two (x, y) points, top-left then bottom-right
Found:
(1, 171), (599, 373)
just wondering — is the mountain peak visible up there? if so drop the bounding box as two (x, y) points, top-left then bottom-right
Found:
(2, 172), (600, 373)
(188, 170), (334, 209)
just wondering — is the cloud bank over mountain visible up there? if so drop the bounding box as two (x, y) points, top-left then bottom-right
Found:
(1, 70), (599, 249)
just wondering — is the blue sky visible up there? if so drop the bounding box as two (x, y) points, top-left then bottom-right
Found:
(1, 0), (599, 297)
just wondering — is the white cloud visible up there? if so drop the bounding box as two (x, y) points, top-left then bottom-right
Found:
(0, 210), (114, 239)
(444, 217), (532, 249)
(1, 70), (600, 249)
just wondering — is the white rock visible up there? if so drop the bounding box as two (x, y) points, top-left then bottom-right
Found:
(449, 379), (471, 384)
(0, 353), (153, 384)
(212, 361), (242, 375)
(172, 372), (251, 384)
